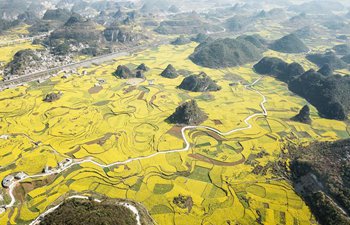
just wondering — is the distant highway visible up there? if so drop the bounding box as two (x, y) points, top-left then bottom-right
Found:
(0, 39), (169, 90)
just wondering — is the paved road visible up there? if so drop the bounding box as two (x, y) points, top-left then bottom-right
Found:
(0, 39), (169, 90)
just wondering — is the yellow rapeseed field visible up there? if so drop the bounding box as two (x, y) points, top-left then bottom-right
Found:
(0, 42), (348, 225)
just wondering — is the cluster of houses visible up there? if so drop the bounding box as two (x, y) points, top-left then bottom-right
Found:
(1, 158), (73, 189)
(3, 50), (75, 80)
(2, 172), (27, 188)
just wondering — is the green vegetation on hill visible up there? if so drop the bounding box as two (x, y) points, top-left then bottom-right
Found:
(269, 33), (309, 53)
(49, 15), (101, 44)
(291, 105), (311, 124)
(167, 100), (207, 125)
(0, 19), (20, 33)
(318, 64), (333, 76)
(225, 16), (251, 32)
(290, 139), (350, 225)
(4, 49), (40, 76)
(289, 70), (350, 120)
(160, 64), (178, 79)
(237, 34), (267, 50)
(253, 57), (305, 82)
(39, 198), (137, 225)
(171, 35), (191, 45)
(178, 72), (221, 92)
(43, 92), (62, 102)
(306, 52), (348, 70)
(333, 44), (350, 56)
(43, 9), (72, 22)
(342, 55), (350, 64)
(293, 26), (316, 39)
(154, 12), (221, 35)
(254, 57), (350, 120)
(113, 65), (134, 79)
(190, 36), (265, 68)
(104, 27), (142, 43)
(190, 33), (210, 43)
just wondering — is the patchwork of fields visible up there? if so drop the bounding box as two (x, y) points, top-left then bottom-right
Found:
(0, 43), (349, 224)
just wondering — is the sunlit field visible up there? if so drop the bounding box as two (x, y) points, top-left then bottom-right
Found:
(0, 42), (348, 225)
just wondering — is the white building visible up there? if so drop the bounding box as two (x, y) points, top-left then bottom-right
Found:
(2, 175), (14, 188)
(15, 172), (27, 180)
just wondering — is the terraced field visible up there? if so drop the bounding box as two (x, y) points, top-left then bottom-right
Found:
(0, 43), (349, 225)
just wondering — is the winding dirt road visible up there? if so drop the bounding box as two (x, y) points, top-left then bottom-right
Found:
(2, 76), (267, 224)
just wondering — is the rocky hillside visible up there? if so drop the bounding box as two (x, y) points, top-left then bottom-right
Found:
(43, 9), (72, 22)
(269, 34), (309, 53)
(342, 55), (350, 64)
(113, 65), (134, 79)
(291, 105), (312, 124)
(306, 52), (348, 70)
(155, 12), (221, 35)
(39, 198), (138, 225)
(160, 64), (178, 79)
(171, 35), (191, 45)
(318, 64), (333, 76)
(290, 139), (350, 225)
(191, 33), (210, 43)
(333, 44), (350, 56)
(289, 69), (350, 120)
(253, 57), (305, 82)
(4, 49), (40, 76)
(178, 72), (221, 92)
(167, 100), (207, 125)
(190, 36), (265, 68)
(104, 27), (143, 43)
(254, 58), (350, 120)
(49, 14), (102, 48)
(43, 92), (62, 102)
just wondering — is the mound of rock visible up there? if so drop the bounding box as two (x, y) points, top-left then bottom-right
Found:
(43, 92), (62, 102)
(290, 138), (350, 225)
(293, 26), (317, 39)
(306, 52), (347, 69)
(225, 16), (252, 32)
(167, 100), (207, 125)
(291, 105), (311, 124)
(38, 198), (140, 225)
(136, 63), (149, 71)
(161, 64), (178, 79)
(341, 54), (350, 64)
(191, 33), (210, 43)
(103, 27), (142, 43)
(113, 65), (134, 79)
(168, 5), (180, 13)
(49, 14), (101, 47)
(317, 64), (333, 76)
(190, 37), (265, 68)
(178, 72), (221, 92)
(171, 35), (191, 45)
(333, 44), (350, 56)
(155, 12), (221, 35)
(237, 34), (267, 50)
(4, 49), (40, 76)
(253, 57), (305, 82)
(288, 69), (350, 120)
(43, 8), (71, 22)
(136, 71), (144, 79)
(269, 33), (309, 53)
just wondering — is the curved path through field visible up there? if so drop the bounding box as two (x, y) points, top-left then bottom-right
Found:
(3, 76), (268, 224)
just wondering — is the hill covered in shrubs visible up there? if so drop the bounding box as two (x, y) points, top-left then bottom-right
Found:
(190, 36), (266, 68)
